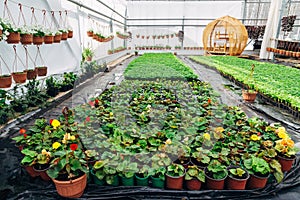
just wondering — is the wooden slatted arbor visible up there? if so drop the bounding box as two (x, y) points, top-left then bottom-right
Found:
(203, 15), (248, 56)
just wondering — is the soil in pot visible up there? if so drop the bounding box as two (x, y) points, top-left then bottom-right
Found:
(246, 173), (269, 189)
(150, 175), (164, 189)
(0, 75), (12, 88)
(165, 173), (185, 190)
(204, 168), (227, 190)
(190, 158), (208, 170)
(135, 173), (149, 186)
(174, 157), (190, 169)
(185, 178), (202, 190)
(277, 154), (295, 172)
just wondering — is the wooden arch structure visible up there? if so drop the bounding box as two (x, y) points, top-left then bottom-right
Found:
(203, 15), (248, 56)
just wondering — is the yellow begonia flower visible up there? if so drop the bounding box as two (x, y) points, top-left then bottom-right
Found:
(278, 131), (289, 139)
(215, 127), (224, 133)
(286, 139), (294, 147)
(277, 127), (286, 133)
(165, 139), (172, 145)
(51, 119), (61, 129)
(250, 134), (260, 141)
(42, 149), (47, 155)
(203, 133), (211, 140)
(52, 142), (61, 149)
(70, 135), (76, 140)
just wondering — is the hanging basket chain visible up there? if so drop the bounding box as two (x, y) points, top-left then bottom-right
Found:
(30, 7), (38, 26)
(12, 45), (26, 72)
(0, 55), (12, 74)
(17, 3), (27, 26)
(34, 46), (46, 66)
(3, 0), (16, 25)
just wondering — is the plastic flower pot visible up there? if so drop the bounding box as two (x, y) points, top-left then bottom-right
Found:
(54, 34), (62, 43)
(25, 69), (37, 80)
(68, 31), (73, 38)
(52, 173), (87, 198)
(185, 178), (202, 190)
(20, 34), (33, 45)
(61, 32), (68, 40)
(6, 32), (20, 44)
(135, 174), (149, 186)
(165, 173), (185, 190)
(12, 71), (27, 83)
(23, 165), (40, 178)
(277, 155), (295, 172)
(35, 66), (47, 76)
(246, 173), (270, 189)
(90, 170), (105, 186)
(150, 176), (164, 189)
(0, 75), (12, 88)
(242, 90), (257, 102)
(226, 167), (249, 190)
(33, 36), (44, 45)
(33, 164), (51, 181)
(87, 31), (93, 37)
(105, 175), (119, 186)
(44, 35), (54, 44)
(120, 175), (135, 186)
(204, 168), (227, 190)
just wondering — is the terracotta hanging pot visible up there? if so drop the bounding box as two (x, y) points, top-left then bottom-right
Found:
(92, 34), (98, 40)
(0, 74), (12, 88)
(61, 32), (68, 40)
(68, 30), (73, 38)
(35, 66), (48, 76)
(52, 173), (87, 198)
(277, 155), (295, 172)
(54, 34), (62, 43)
(0, 29), (2, 36)
(12, 71), (27, 83)
(33, 36), (44, 45)
(44, 35), (54, 44)
(6, 32), (20, 44)
(20, 34), (33, 45)
(87, 31), (93, 37)
(246, 173), (269, 189)
(24, 69), (37, 80)
(296, 52), (300, 58)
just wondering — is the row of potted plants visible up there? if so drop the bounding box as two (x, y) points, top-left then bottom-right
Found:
(116, 31), (131, 39)
(136, 33), (178, 39)
(107, 46), (127, 55)
(86, 30), (114, 43)
(189, 56), (300, 111)
(266, 47), (300, 58)
(0, 18), (73, 45)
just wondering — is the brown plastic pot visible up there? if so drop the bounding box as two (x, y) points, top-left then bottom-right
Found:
(54, 34), (62, 43)
(226, 166), (249, 190)
(61, 32), (68, 40)
(0, 75), (12, 88)
(33, 36), (44, 45)
(87, 31), (93, 37)
(12, 71), (27, 83)
(204, 168), (227, 190)
(242, 90), (257, 102)
(277, 155), (295, 172)
(165, 173), (185, 190)
(246, 173), (269, 189)
(185, 178), (202, 190)
(36, 66), (48, 76)
(20, 33), (33, 45)
(68, 30), (73, 38)
(25, 69), (37, 80)
(24, 165), (40, 177)
(33, 164), (50, 181)
(44, 35), (54, 44)
(6, 32), (20, 44)
(52, 173), (87, 198)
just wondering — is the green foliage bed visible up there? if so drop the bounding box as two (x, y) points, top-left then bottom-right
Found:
(190, 56), (300, 110)
(125, 53), (197, 81)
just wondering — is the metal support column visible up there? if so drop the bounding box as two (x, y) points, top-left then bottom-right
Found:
(124, 8), (128, 48)
(242, 0), (247, 24)
(110, 20), (114, 53)
(181, 16), (185, 49)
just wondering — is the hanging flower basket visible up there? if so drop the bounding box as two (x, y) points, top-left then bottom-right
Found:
(68, 30), (73, 38)
(0, 74), (12, 88)
(35, 66), (48, 76)
(87, 31), (93, 37)
(6, 32), (20, 44)
(20, 34), (33, 45)
(33, 36), (44, 45)
(242, 90), (257, 102)
(12, 71), (27, 83)
(44, 35), (54, 44)
(54, 34), (62, 43)
(52, 173), (87, 198)
(24, 69), (37, 80)
(61, 32), (68, 40)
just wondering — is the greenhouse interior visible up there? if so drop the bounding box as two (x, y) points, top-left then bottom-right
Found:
(1, 0), (300, 199)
